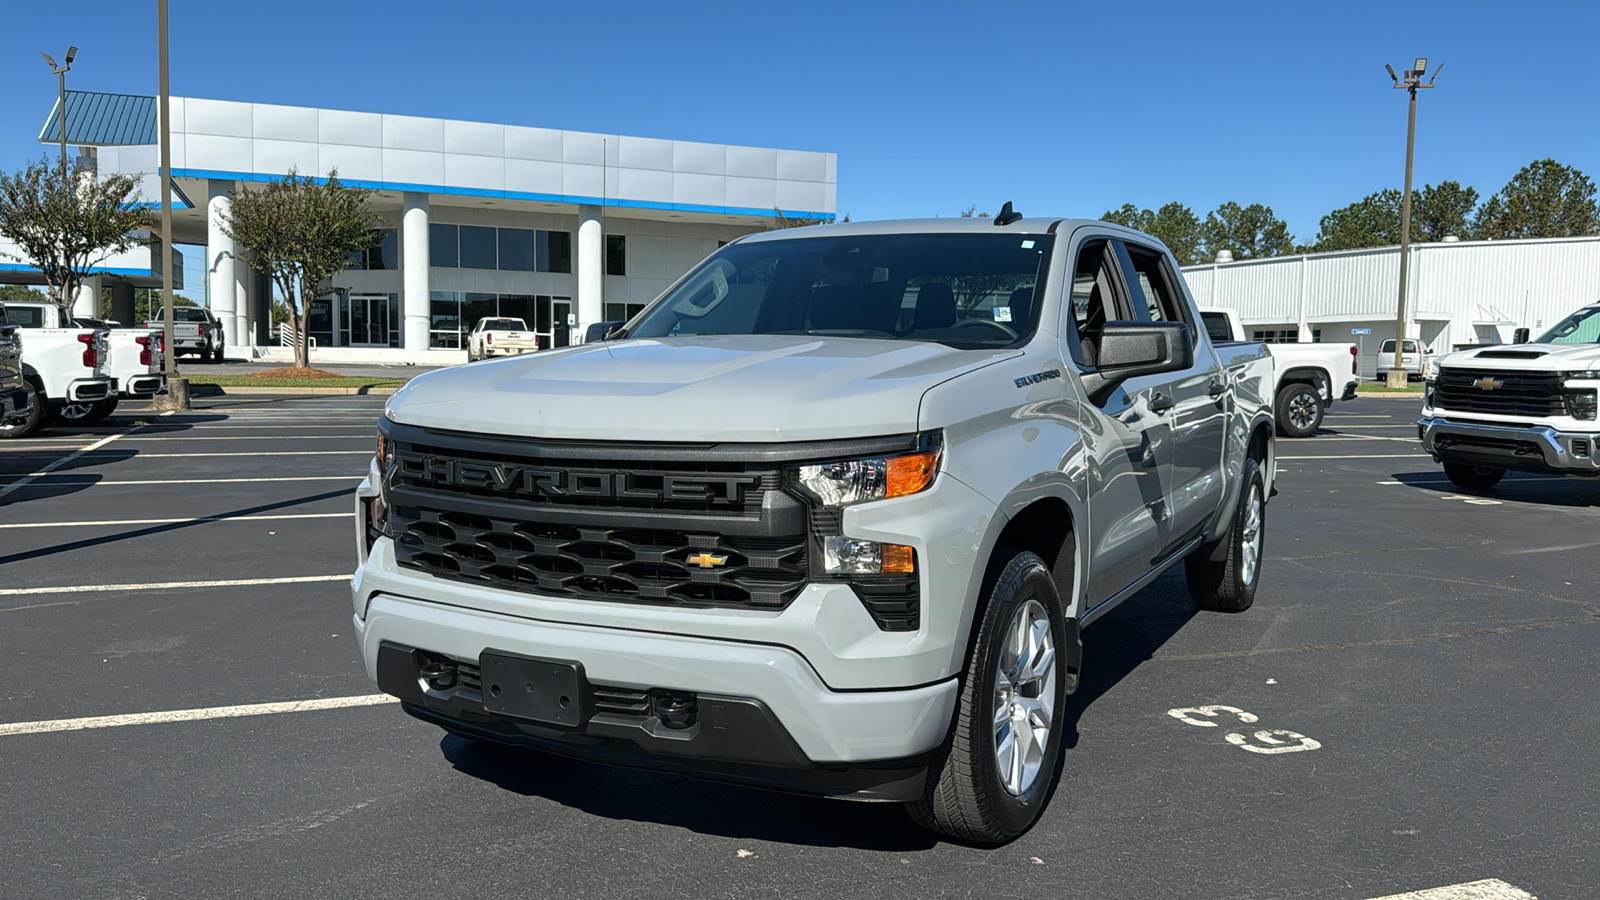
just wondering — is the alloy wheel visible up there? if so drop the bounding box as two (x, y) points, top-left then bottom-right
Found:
(993, 598), (1057, 796)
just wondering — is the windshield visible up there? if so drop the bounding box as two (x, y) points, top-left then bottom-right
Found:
(480, 319), (526, 331)
(627, 232), (1054, 349)
(1537, 306), (1600, 344)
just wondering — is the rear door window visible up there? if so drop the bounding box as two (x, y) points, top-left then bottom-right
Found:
(1118, 241), (1195, 342)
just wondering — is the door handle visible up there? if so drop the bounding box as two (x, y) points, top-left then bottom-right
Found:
(1149, 392), (1175, 414)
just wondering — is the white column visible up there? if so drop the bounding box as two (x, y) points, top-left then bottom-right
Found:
(206, 180), (239, 355)
(234, 250), (253, 356)
(402, 193), (431, 353)
(578, 205), (604, 330)
(73, 274), (103, 319)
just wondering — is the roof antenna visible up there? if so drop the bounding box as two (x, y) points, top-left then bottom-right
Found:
(994, 201), (1022, 226)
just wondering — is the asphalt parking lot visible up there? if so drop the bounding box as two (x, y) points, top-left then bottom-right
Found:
(0, 395), (1592, 899)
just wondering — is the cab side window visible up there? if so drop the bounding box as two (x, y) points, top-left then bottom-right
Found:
(1067, 239), (1124, 367)
(1121, 243), (1191, 329)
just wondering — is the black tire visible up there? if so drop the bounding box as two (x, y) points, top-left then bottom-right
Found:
(212, 343), (225, 364)
(1443, 462), (1504, 491)
(1275, 382), (1323, 438)
(0, 380), (47, 439)
(909, 549), (1069, 844)
(1186, 457), (1265, 612)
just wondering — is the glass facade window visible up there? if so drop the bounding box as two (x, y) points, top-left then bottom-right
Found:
(498, 228), (535, 272)
(430, 224), (459, 268)
(426, 291), (576, 350)
(462, 292), (497, 333)
(499, 294), (536, 327)
(604, 302), (647, 322)
(429, 290), (463, 348)
(345, 230), (399, 270)
(307, 297), (333, 348)
(606, 234), (626, 276)
(539, 230), (572, 273)
(459, 226), (497, 270)
(338, 292), (401, 347)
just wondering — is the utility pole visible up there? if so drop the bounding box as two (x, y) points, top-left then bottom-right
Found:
(42, 47), (77, 170)
(155, 0), (189, 409)
(1385, 58), (1442, 389)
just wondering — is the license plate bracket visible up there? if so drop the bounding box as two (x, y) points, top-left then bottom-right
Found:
(478, 650), (590, 728)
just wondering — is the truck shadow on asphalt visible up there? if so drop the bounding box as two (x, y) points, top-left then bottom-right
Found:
(435, 569), (1198, 850)
(1388, 471), (1600, 507)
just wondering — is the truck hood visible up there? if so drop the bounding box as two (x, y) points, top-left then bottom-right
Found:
(1437, 344), (1600, 373)
(386, 334), (1020, 441)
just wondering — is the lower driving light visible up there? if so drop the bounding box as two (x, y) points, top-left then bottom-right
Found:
(822, 537), (915, 575)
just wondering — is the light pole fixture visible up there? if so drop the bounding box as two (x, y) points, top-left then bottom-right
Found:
(42, 46), (77, 169)
(1385, 57), (1442, 389)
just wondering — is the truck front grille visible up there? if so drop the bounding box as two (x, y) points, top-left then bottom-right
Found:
(1434, 368), (1566, 417)
(391, 506), (808, 608)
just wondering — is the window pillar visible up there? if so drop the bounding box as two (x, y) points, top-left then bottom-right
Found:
(577, 205), (603, 331)
(206, 179), (240, 355)
(402, 192), (431, 351)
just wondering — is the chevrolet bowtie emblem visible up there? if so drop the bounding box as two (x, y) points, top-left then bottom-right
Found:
(1472, 376), (1505, 390)
(686, 552), (729, 569)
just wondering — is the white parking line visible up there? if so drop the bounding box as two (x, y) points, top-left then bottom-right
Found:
(0, 694), (397, 737)
(0, 512), (352, 529)
(0, 420), (146, 502)
(1363, 878), (1535, 899)
(0, 573), (352, 597)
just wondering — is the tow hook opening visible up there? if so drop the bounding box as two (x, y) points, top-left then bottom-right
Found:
(418, 656), (458, 691)
(651, 691), (698, 730)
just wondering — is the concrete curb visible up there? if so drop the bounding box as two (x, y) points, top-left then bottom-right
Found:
(1354, 391), (1425, 397)
(188, 385), (401, 396)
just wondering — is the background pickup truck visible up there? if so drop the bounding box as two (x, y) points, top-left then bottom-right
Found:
(0, 304), (29, 428)
(354, 214), (1276, 844)
(63, 315), (165, 423)
(1201, 307), (1359, 437)
(466, 318), (539, 361)
(146, 306), (224, 363)
(1421, 301), (1600, 490)
(1377, 338), (1434, 382)
(0, 302), (111, 439)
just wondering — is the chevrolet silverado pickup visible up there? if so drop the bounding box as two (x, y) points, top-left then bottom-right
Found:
(1200, 307), (1360, 437)
(18, 308), (166, 424)
(1421, 302), (1600, 489)
(0, 305), (29, 428)
(466, 317), (539, 361)
(0, 303), (111, 439)
(354, 214), (1277, 843)
(146, 306), (223, 363)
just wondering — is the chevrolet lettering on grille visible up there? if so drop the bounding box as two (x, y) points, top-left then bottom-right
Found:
(395, 451), (759, 506)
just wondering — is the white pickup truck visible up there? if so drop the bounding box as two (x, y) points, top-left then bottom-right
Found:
(1200, 307), (1360, 437)
(467, 318), (540, 362)
(146, 306), (224, 363)
(0, 302), (112, 438)
(65, 315), (165, 423)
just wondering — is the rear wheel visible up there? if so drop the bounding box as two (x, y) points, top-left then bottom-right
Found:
(54, 400), (98, 424)
(1275, 382), (1322, 437)
(212, 343), (225, 364)
(909, 549), (1068, 844)
(1443, 462), (1504, 491)
(0, 381), (47, 439)
(1186, 457), (1265, 612)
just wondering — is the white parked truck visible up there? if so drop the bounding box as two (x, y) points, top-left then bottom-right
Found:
(1200, 307), (1360, 437)
(1421, 302), (1600, 489)
(62, 315), (166, 424)
(0, 302), (112, 438)
(146, 306), (224, 363)
(353, 214), (1277, 843)
(1377, 338), (1434, 382)
(467, 317), (540, 361)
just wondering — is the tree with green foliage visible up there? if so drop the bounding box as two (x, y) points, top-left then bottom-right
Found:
(0, 284), (49, 303)
(0, 157), (151, 316)
(1311, 181), (1480, 251)
(1101, 202), (1205, 265)
(221, 169), (380, 369)
(1202, 202), (1294, 260)
(1475, 159), (1600, 240)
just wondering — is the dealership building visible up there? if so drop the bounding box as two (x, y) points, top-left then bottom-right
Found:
(32, 90), (837, 362)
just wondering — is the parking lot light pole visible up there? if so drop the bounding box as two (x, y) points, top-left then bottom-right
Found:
(42, 47), (77, 170)
(1386, 58), (1441, 389)
(154, 0), (189, 410)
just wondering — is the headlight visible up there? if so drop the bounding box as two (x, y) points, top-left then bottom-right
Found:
(1567, 391), (1597, 420)
(1565, 370), (1600, 380)
(792, 447), (940, 508)
(371, 431), (393, 538)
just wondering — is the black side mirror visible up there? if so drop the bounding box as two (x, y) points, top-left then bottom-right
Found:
(1082, 321), (1193, 403)
(1513, 327), (1530, 344)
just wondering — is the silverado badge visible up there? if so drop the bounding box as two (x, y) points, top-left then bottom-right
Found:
(686, 552), (730, 569)
(1472, 376), (1505, 390)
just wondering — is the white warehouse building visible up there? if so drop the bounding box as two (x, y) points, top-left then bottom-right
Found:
(37, 91), (836, 363)
(1181, 234), (1600, 377)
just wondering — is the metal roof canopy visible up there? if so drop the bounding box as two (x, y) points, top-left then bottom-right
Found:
(38, 91), (158, 148)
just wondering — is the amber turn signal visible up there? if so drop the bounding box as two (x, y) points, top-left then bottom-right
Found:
(886, 450), (939, 499)
(880, 543), (916, 574)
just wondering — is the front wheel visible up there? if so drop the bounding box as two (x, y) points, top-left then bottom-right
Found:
(909, 549), (1068, 844)
(1275, 383), (1323, 437)
(54, 400), (99, 424)
(1186, 457), (1265, 612)
(0, 381), (47, 439)
(1443, 462), (1504, 491)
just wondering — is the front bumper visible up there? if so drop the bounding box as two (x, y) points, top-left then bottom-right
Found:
(1419, 415), (1600, 474)
(66, 378), (112, 403)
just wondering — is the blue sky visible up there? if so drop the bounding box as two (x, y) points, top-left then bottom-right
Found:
(3, 0), (1597, 290)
